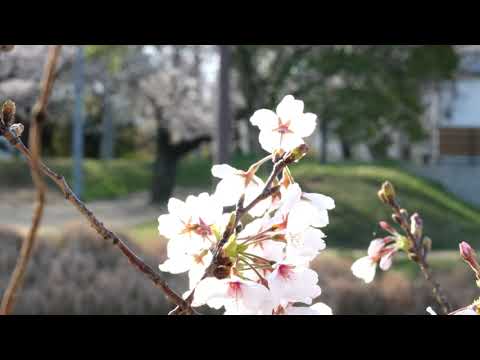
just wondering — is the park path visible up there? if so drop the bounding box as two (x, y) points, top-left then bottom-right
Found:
(0, 187), (206, 234)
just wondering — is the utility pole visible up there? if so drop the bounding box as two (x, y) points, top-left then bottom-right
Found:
(100, 79), (114, 160)
(73, 45), (85, 197)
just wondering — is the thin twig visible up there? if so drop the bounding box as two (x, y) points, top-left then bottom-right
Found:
(0, 127), (194, 315)
(390, 202), (451, 314)
(0, 45), (62, 315)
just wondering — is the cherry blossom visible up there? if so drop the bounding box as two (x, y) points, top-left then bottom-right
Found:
(351, 238), (397, 284)
(273, 183), (335, 234)
(211, 164), (269, 217)
(285, 227), (327, 266)
(157, 95), (334, 315)
(267, 263), (322, 308)
(158, 193), (223, 255)
(250, 95), (317, 153)
(192, 276), (272, 315)
(159, 250), (213, 290)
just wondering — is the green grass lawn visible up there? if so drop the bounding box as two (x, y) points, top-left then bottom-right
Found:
(1, 154), (479, 250)
(0, 154), (262, 201)
(128, 156), (480, 250)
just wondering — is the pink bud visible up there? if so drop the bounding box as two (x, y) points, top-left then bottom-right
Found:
(379, 221), (397, 235)
(460, 242), (476, 262)
(459, 242), (480, 277)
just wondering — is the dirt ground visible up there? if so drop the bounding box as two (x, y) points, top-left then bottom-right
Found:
(0, 187), (205, 235)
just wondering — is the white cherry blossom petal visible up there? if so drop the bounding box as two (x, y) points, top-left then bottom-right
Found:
(351, 256), (377, 284)
(276, 95), (304, 120)
(259, 129), (281, 153)
(267, 264), (322, 307)
(250, 109), (278, 131)
(303, 192), (336, 211)
(279, 133), (305, 153)
(289, 112), (317, 138)
(379, 251), (394, 271)
(211, 164), (240, 179)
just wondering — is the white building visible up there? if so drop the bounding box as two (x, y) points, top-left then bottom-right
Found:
(425, 45), (480, 165)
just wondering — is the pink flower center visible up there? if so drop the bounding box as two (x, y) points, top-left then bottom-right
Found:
(181, 217), (212, 239)
(194, 218), (212, 237)
(278, 264), (295, 280)
(273, 119), (293, 134)
(227, 282), (243, 300)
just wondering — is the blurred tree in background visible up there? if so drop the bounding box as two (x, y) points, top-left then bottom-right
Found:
(231, 45), (459, 161)
(0, 45), (460, 202)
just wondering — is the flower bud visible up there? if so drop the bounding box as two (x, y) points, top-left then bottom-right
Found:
(410, 213), (423, 240)
(379, 221), (397, 235)
(459, 242), (480, 278)
(460, 241), (475, 261)
(400, 209), (409, 220)
(378, 181), (396, 205)
(9, 123), (24, 137)
(1, 99), (16, 126)
(284, 144), (309, 164)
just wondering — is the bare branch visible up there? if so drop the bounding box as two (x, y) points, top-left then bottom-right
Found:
(0, 45), (62, 315)
(0, 127), (195, 314)
(381, 185), (451, 314)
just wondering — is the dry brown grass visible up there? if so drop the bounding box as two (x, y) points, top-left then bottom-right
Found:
(1, 225), (477, 315)
(312, 253), (478, 315)
(0, 224), (182, 314)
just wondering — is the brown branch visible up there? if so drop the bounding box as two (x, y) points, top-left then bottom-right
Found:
(389, 201), (451, 315)
(0, 128), (194, 314)
(2, 127), (194, 313)
(0, 45), (62, 315)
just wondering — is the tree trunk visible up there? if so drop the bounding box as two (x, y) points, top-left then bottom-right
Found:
(151, 124), (178, 204)
(368, 134), (391, 161)
(215, 45), (233, 164)
(340, 139), (352, 160)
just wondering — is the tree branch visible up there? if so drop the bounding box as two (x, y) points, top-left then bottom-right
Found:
(0, 123), (195, 315)
(173, 135), (211, 157)
(0, 45), (62, 315)
(388, 200), (451, 314)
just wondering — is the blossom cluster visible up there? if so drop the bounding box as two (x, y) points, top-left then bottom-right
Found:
(157, 95), (335, 315)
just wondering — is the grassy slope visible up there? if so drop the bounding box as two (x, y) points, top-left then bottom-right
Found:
(1, 155), (479, 249)
(131, 157), (480, 250)
(291, 162), (480, 249)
